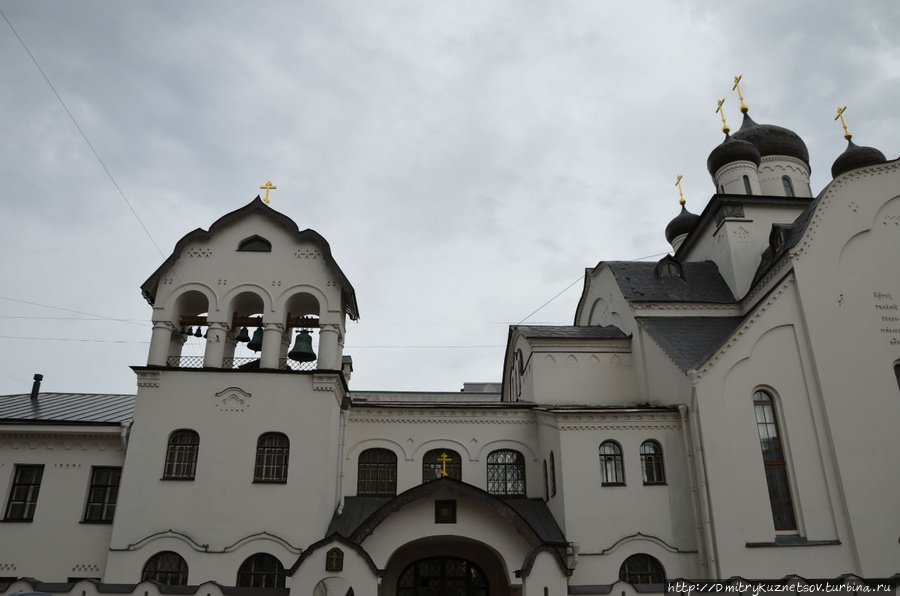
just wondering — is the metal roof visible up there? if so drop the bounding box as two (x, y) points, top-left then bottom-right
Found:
(608, 261), (737, 303)
(516, 325), (628, 340)
(0, 393), (135, 425)
(637, 316), (746, 372)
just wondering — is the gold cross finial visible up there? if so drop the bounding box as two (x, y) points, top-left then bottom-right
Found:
(437, 452), (452, 477)
(835, 106), (852, 140)
(733, 75), (748, 113)
(716, 98), (730, 134)
(675, 175), (686, 206)
(259, 181), (277, 205)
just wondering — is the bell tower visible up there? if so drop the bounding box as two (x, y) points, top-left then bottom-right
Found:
(104, 196), (359, 584)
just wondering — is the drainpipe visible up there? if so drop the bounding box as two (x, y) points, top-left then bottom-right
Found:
(687, 369), (719, 579)
(336, 408), (349, 515)
(678, 404), (707, 578)
(120, 420), (132, 452)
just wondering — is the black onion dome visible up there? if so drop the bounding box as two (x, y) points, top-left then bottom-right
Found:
(831, 138), (886, 178)
(732, 112), (810, 167)
(665, 205), (700, 244)
(707, 132), (762, 176)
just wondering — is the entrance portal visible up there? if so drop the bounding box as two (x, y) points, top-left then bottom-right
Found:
(397, 557), (488, 596)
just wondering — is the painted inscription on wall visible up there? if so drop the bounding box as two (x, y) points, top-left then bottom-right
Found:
(873, 292), (900, 345)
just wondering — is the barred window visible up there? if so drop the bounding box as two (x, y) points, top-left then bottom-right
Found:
(142, 551), (188, 585)
(358, 448), (397, 496)
(486, 449), (525, 496)
(754, 390), (796, 530)
(619, 553), (665, 585)
(84, 467), (122, 522)
(640, 441), (665, 485)
(236, 553), (286, 588)
(254, 433), (290, 483)
(163, 430), (199, 480)
(599, 441), (624, 485)
(4, 465), (44, 521)
(422, 449), (461, 482)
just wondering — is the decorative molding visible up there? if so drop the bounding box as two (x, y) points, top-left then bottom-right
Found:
(350, 408), (536, 425)
(630, 303), (739, 312)
(53, 463), (84, 469)
(214, 386), (251, 412)
(72, 564), (101, 573)
(0, 435), (122, 451)
(136, 370), (161, 388)
(221, 530), (303, 554)
(186, 248), (212, 258)
(296, 248), (322, 260)
(596, 531), (696, 555)
(714, 204), (745, 226)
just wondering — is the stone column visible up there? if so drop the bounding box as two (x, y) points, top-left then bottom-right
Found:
(202, 322), (229, 368)
(148, 321), (176, 366)
(260, 323), (285, 369)
(318, 323), (341, 370)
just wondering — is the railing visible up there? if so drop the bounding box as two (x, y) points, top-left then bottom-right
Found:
(165, 356), (317, 372)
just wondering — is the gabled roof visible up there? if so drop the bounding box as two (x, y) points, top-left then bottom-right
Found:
(608, 261), (736, 303)
(141, 197), (359, 320)
(637, 316), (745, 372)
(0, 393), (135, 425)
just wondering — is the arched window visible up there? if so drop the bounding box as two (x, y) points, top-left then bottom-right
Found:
(358, 448), (397, 496)
(782, 176), (794, 197)
(163, 430), (199, 480)
(254, 433), (290, 482)
(640, 441), (665, 485)
(549, 451), (557, 497)
(599, 441), (624, 485)
(743, 175), (753, 195)
(486, 449), (525, 496)
(542, 460), (549, 501)
(238, 235), (271, 252)
(619, 553), (665, 585)
(422, 449), (461, 482)
(398, 557), (488, 596)
(236, 553), (286, 588)
(894, 363), (900, 391)
(754, 390), (796, 530)
(142, 551), (188, 585)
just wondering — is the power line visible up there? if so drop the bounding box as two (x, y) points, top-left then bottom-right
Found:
(0, 7), (165, 259)
(0, 296), (149, 327)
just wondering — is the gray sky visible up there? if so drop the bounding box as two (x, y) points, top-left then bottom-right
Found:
(1, 1), (897, 396)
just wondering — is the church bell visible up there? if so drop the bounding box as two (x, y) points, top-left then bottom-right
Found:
(235, 326), (251, 343)
(288, 330), (316, 363)
(247, 327), (264, 352)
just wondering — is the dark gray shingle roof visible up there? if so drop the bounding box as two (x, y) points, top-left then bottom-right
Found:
(609, 261), (736, 303)
(0, 393), (135, 425)
(638, 317), (745, 371)
(516, 325), (628, 340)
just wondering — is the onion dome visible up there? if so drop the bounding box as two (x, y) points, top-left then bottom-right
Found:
(665, 204), (700, 245)
(707, 132), (762, 177)
(831, 138), (886, 178)
(732, 112), (810, 167)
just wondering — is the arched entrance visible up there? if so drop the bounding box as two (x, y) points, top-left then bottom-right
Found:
(382, 537), (512, 596)
(397, 556), (488, 596)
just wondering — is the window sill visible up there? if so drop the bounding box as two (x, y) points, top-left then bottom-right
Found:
(160, 476), (196, 481)
(746, 536), (841, 548)
(643, 482), (667, 486)
(252, 479), (288, 484)
(601, 483), (626, 487)
(1, 518), (34, 523)
(80, 519), (114, 524)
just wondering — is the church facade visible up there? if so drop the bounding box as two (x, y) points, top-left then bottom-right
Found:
(1, 106), (899, 596)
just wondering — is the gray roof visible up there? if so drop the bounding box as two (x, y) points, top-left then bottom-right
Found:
(609, 261), (736, 303)
(0, 393), (135, 425)
(638, 316), (745, 371)
(516, 325), (628, 340)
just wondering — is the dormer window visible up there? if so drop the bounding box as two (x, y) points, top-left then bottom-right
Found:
(782, 176), (795, 197)
(769, 224), (792, 252)
(657, 256), (682, 278)
(238, 236), (271, 252)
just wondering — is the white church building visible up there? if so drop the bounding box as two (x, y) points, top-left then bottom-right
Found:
(1, 103), (899, 596)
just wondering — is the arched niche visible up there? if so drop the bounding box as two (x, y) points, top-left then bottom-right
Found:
(171, 289), (211, 324)
(285, 291), (322, 320)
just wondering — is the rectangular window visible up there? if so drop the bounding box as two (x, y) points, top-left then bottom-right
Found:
(4, 465), (44, 521)
(84, 467), (122, 522)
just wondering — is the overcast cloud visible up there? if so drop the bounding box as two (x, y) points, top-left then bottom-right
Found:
(1, 1), (898, 395)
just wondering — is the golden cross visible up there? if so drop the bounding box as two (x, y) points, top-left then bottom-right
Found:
(835, 106), (852, 140)
(259, 181), (277, 205)
(328, 550), (341, 568)
(716, 98), (730, 134)
(437, 452), (452, 477)
(675, 175), (686, 206)
(732, 75), (748, 113)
